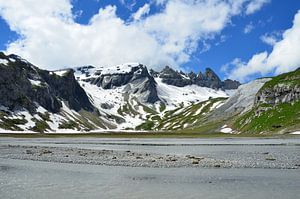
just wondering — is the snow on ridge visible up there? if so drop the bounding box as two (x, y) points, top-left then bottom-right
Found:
(74, 63), (143, 81)
(52, 70), (69, 76)
(155, 78), (229, 110)
(29, 79), (42, 86)
(0, 58), (9, 65)
(95, 63), (141, 75)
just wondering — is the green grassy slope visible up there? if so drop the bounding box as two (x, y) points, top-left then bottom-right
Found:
(136, 97), (227, 131)
(233, 68), (300, 134)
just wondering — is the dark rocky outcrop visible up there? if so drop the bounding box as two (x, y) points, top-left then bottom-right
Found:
(0, 52), (94, 113)
(222, 79), (241, 90)
(159, 66), (193, 87)
(157, 66), (240, 90)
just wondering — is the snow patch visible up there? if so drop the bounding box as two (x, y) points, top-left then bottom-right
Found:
(53, 70), (69, 76)
(15, 110), (36, 130)
(29, 79), (42, 86)
(156, 78), (228, 111)
(0, 59), (9, 65)
(8, 58), (15, 62)
(194, 101), (210, 115)
(220, 125), (233, 134)
(210, 101), (224, 111)
(290, 131), (300, 135)
(100, 63), (140, 75)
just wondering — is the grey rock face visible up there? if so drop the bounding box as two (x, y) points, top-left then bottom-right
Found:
(157, 66), (240, 90)
(0, 52), (94, 113)
(255, 84), (300, 105)
(207, 78), (271, 120)
(255, 68), (300, 107)
(159, 66), (193, 87)
(81, 64), (160, 103)
(223, 79), (242, 90)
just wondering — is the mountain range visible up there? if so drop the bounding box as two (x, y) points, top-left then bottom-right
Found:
(0, 52), (299, 135)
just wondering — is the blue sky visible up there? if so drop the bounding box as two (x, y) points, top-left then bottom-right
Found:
(0, 0), (300, 82)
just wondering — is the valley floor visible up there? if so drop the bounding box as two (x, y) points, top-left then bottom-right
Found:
(0, 137), (300, 199)
(0, 137), (299, 169)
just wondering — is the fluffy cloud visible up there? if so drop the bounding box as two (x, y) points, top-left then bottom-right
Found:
(0, 0), (268, 70)
(246, 0), (270, 15)
(226, 10), (300, 82)
(132, 3), (150, 21)
(260, 31), (281, 46)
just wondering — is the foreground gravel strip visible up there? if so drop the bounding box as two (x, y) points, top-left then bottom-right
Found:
(0, 144), (299, 169)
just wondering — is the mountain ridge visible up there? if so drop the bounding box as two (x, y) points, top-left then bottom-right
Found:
(0, 52), (299, 135)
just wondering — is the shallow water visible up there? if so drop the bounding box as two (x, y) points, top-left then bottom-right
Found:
(1, 158), (300, 199)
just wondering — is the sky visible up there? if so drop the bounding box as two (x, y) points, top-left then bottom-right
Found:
(0, 0), (299, 82)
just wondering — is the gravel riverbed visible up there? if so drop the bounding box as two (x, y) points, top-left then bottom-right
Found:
(0, 144), (299, 169)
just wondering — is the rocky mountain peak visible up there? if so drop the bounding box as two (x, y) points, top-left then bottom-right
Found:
(205, 68), (221, 82)
(154, 66), (240, 90)
(76, 63), (160, 103)
(0, 52), (94, 114)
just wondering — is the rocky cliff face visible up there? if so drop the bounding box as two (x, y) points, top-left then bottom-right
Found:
(155, 66), (240, 90)
(255, 84), (300, 106)
(0, 52), (94, 114)
(253, 69), (300, 117)
(77, 63), (160, 103)
(228, 68), (300, 134)
(255, 68), (300, 106)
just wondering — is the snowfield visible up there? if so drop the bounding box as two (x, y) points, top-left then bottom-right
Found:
(155, 78), (228, 110)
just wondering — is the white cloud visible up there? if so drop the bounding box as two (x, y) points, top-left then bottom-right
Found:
(0, 0), (268, 71)
(132, 3), (150, 21)
(246, 0), (270, 15)
(226, 10), (300, 82)
(260, 31), (281, 46)
(244, 22), (254, 34)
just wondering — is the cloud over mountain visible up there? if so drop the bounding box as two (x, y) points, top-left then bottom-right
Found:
(226, 10), (300, 82)
(0, 0), (268, 70)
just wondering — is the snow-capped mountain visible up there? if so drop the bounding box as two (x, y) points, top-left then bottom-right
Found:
(1, 52), (299, 134)
(74, 63), (234, 130)
(0, 52), (237, 133)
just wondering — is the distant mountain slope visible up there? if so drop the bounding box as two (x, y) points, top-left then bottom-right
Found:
(0, 52), (110, 132)
(1, 52), (299, 134)
(233, 68), (300, 134)
(189, 68), (300, 135)
(0, 52), (237, 133)
(1, 52), (299, 135)
(151, 66), (240, 90)
(207, 78), (271, 121)
(74, 63), (230, 130)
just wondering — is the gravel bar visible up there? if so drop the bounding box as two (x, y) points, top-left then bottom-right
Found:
(0, 144), (299, 169)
